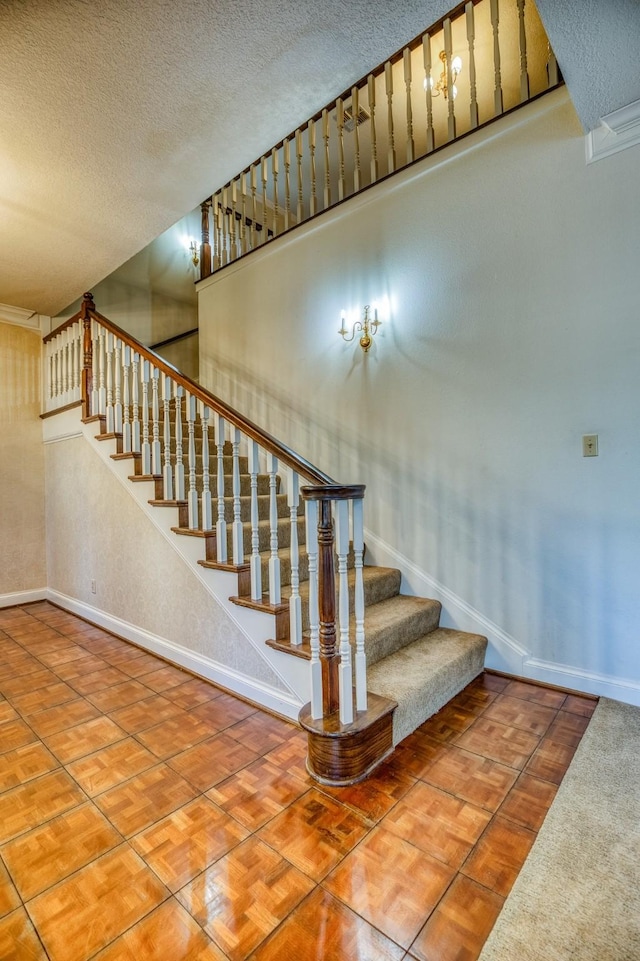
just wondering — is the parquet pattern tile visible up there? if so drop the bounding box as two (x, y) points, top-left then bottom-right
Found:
(131, 797), (249, 891)
(177, 836), (314, 959)
(0, 603), (596, 961)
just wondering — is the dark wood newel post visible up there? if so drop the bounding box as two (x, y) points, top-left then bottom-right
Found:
(317, 496), (340, 716)
(200, 200), (212, 281)
(81, 292), (94, 419)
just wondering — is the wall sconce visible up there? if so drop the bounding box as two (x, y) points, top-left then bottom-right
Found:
(424, 51), (463, 100)
(188, 239), (199, 267)
(339, 304), (381, 353)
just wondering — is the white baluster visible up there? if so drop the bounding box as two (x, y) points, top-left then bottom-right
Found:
(353, 496), (367, 712)
(308, 119), (317, 216)
(352, 86), (361, 193)
(288, 472), (302, 646)
(53, 336), (60, 400)
(261, 157), (269, 243)
(162, 374), (173, 500)
(105, 332), (114, 431)
(404, 47), (415, 164)
(444, 18), (456, 142)
(68, 328), (76, 400)
(187, 393), (198, 529)
(62, 328), (70, 402)
(305, 499), (322, 719)
(71, 323), (79, 399)
(336, 500), (353, 725)
(122, 346), (132, 453)
(151, 367), (161, 474)
(98, 325), (106, 416)
(91, 320), (100, 415)
(46, 342), (54, 403)
(517, 0), (530, 102)
(296, 129), (304, 222)
(336, 98), (345, 202)
(283, 138), (291, 231)
(131, 351), (141, 453)
(322, 109), (331, 209)
(174, 384), (185, 500)
(466, 2), (479, 129)
(113, 338), (123, 433)
(248, 440), (262, 601)
(267, 453), (281, 605)
(250, 167), (258, 249)
(231, 427), (243, 564)
(201, 403), (212, 530)
(141, 359), (151, 475)
(215, 413), (227, 562)
(271, 148), (279, 236)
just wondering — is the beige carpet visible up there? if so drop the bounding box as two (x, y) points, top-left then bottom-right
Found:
(479, 697), (640, 961)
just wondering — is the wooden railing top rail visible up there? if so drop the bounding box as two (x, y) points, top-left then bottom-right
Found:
(149, 327), (199, 351)
(42, 305), (84, 343)
(45, 294), (336, 487)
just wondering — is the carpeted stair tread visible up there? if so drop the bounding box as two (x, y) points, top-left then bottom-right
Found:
(280, 566), (402, 631)
(367, 627), (487, 745)
(361, 595), (442, 667)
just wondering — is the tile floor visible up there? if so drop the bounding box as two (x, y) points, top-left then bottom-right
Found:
(0, 602), (596, 960)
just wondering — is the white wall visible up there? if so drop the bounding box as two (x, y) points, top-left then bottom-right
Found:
(198, 88), (640, 703)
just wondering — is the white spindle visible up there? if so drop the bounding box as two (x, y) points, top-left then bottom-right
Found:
(240, 172), (247, 254)
(162, 374), (173, 500)
(336, 500), (353, 725)
(141, 359), (151, 475)
(201, 403), (212, 530)
(267, 453), (281, 605)
(52, 338), (59, 400)
(131, 351), (141, 454)
(231, 427), (243, 564)
(215, 199), (223, 269)
(174, 384), (185, 500)
(113, 338), (123, 433)
(98, 325), (106, 416)
(64, 328), (72, 400)
(91, 320), (99, 414)
(151, 367), (161, 474)
(215, 413), (227, 563)
(230, 180), (239, 261)
(122, 345), (132, 453)
(308, 119), (317, 216)
(353, 496), (367, 712)
(466, 2), (479, 128)
(517, 0), (530, 102)
(491, 0), (504, 115)
(322, 109), (331, 209)
(385, 61), (396, 174)
(444, 18), (456, 142)
(404, 47), (415, 164)
(248, 440), (262, 601)
(288, 472), (302, 646)
(423, 33), (435, 153)
(336, 98), (345, 202)
(62, 329), (70, 401)
(105, 332), (114, 432)
(187, 393), (198, 529)
(305, 499), (322, 719)
(271, 148), (279, 236)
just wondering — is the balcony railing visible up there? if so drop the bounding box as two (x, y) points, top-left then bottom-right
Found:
(198, 0), (561, 279)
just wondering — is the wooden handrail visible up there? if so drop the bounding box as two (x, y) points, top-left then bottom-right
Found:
(42, 307), (83, 344)
(46, 294), (336, 487)
(149, 327), (199, 351)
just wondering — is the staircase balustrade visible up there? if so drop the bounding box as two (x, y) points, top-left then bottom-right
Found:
(197, 0), (562, 279)
(43, 294), (368, 734)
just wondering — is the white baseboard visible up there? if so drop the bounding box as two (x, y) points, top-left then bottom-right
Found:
(523, 657), (640, 707)
(0, 588), (48, 609)
(46, 589), (303, 721)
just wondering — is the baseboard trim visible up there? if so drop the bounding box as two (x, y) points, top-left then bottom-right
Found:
(46, 589), (303, 721)
(523, 657), (640, 708)
(0, 588), (48, 609)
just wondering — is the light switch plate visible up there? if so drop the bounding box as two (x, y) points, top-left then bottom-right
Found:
(582, 434), (598, 457)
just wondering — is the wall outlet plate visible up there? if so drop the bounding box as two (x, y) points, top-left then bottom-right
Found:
(582, 434), (598, 457)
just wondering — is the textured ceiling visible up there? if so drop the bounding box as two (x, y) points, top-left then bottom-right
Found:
(1, 0), (638, 317)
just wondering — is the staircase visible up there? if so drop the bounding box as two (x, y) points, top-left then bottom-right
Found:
(44, 296), (487, 785)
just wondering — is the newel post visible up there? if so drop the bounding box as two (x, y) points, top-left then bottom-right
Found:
(80, 292), (94, 419)
(200, 200), (212, 280)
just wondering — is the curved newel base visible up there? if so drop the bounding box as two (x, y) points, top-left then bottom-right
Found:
(299, 692), (397, 786)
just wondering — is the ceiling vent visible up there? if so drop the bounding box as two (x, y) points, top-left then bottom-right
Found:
(339, 103), (371, 132)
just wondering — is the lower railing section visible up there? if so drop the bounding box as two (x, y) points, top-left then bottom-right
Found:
(43, 294), (387, 782)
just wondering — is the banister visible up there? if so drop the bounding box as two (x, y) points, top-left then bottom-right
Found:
(45, 294), (336, 487)
(42, 307), (83, 343)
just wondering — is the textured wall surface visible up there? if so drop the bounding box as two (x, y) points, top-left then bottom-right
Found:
(0, 322), (47, 594)
(198, 89), (640, 695)
(45, 434), (285, 690)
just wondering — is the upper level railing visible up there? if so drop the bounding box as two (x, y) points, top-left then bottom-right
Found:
(43, 295), (367, 731)
(197, 0), (561, 279)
